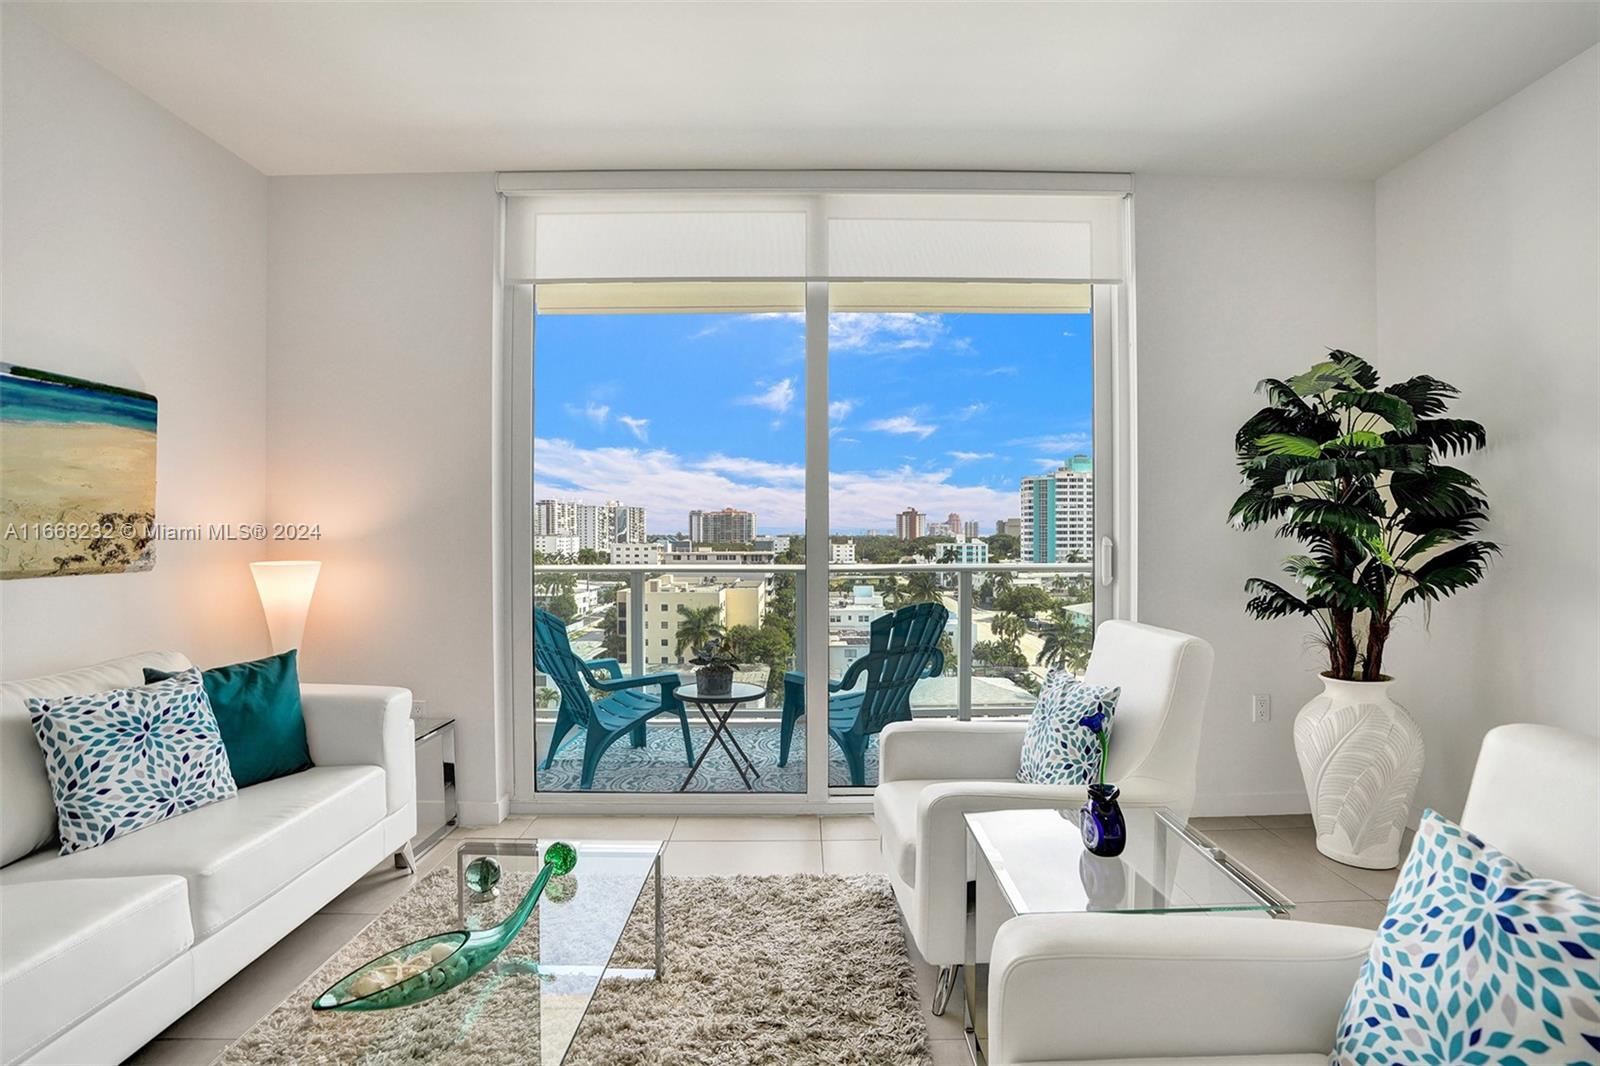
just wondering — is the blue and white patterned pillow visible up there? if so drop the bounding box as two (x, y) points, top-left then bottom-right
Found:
(1332, 809), (1600, 1064)
(27, 668), (237, 854)
(1017, 670), (1120, 785)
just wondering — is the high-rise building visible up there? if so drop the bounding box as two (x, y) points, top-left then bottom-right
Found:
(537, 498), (648, 551)
(1019, 455), (1094, 563)
(895, 508), (925, 540)
(689, 507), (756, 545)
(535, 499), (578, 537)
(962, 520), (981, 538)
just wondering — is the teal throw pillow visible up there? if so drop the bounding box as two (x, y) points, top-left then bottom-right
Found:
(1017, 669), (1120, 785)
(146, 650), (311, 788)
(28, 668), (237, 853)
(1332, 808), (1600, 1064)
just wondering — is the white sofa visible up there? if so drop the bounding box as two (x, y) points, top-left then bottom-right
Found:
(984, 724), (1600, 1065)
(0, 652), (417, 1066)
(873, 620), (1214, 1012)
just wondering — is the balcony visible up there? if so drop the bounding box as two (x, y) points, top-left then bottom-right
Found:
(529, 561), (1094, 793)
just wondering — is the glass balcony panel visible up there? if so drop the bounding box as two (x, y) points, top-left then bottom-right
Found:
(826, 283), (1095, 791)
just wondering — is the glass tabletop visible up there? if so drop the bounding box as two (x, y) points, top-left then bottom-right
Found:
(675, 681), (766, 703)
(964, 807), (1293, 916)
(452, 837), (664, 1065)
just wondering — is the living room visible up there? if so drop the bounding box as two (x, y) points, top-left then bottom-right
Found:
(1, 3), (1596, 1064)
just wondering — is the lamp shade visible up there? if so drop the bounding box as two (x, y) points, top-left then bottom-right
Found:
(250, 561), (321, 655)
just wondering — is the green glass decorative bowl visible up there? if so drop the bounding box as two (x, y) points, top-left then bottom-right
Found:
(313, 841), (577, 1012)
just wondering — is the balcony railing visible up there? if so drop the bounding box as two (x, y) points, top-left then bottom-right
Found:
(533, 560), (1094, 722)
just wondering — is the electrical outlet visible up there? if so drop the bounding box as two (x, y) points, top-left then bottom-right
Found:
(411, 698), (427, 719)
(1251, 694), (1272, 723)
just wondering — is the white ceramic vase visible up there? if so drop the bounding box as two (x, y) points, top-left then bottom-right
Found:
(1293, 676), (1424, 870)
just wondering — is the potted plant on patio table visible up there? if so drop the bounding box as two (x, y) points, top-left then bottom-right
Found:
(689, 640), (739, 697)
(1229, 350), (1498, 869)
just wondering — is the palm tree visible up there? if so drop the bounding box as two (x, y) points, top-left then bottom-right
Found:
(991, 610), (1027, 647)
(879, 574), (907, 608)
(1037, 607), (1093, 675)
(674, 604), (725, 657)
(902, 571), (945, 605)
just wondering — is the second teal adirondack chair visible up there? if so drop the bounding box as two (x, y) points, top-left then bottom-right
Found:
(779, 601), (949, 786)
(534, 608), (695, 790)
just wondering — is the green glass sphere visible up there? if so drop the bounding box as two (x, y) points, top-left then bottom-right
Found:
(464, 856), (502, 895)
(544, 841), (578, 876)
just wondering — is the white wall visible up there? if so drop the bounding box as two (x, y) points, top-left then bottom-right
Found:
(0, 11), (270, 677)
(1375, 46), (1599, 818)
(265, 174), (505, 818)
(1133, 175), (1379, 815)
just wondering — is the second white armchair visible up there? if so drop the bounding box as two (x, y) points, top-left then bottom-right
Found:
(873, 619), (1215, 1013)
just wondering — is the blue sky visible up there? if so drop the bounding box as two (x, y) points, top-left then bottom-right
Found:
(534, 310), (1092, 534)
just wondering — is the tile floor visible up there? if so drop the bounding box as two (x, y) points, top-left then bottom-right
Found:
(129, 812), (1398, 1066)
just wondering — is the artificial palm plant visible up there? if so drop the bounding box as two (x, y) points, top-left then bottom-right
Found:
(1230, 350), (1498, 682)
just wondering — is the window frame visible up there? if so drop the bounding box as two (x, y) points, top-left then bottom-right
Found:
(504, 173), (1134, 815)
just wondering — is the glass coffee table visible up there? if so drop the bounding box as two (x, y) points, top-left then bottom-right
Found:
(962, 808), (1293, 1066)
(451, 837), (664, 1065)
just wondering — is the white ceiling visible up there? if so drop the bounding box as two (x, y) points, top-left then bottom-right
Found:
(18, 1), (1599, 179)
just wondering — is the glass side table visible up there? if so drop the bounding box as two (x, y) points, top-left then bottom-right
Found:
(962, 808), (1293, 1066)
(412, 717), (457, 857)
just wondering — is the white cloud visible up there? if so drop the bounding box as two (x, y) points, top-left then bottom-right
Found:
(828, 399), (856, 422)
(534, 438), (1017, 532)
(867, 415), (937, 440)
(695, 454), (806, 483)
(563, 401), (611, 426)
(829, 313), (946, 353)
(738, 378), (797, 414)
(983, 365), (1019, 376)
(948, 450), (996, 462)
(1008, 431), (1092, 453)
(616, 414), (650, 441)
(957, 402), (989, 420)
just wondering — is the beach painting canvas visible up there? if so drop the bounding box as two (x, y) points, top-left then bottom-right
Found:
(1, 364), (158, 579)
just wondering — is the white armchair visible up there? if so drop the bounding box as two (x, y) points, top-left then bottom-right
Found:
(873, 620), (1215, 1012)
(985, 724), (1600, 1065)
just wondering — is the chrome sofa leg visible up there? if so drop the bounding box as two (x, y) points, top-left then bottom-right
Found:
(931, 964), (960, 1016)
(395, 841), (418, 874)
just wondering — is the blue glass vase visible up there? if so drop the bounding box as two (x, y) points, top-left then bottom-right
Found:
(1079, 783), (1126, 857)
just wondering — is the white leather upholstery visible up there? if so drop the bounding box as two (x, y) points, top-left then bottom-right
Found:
(0, 652), (416, 1066)
(0, 652), (192, 865)
(1460, 724), (1599, 894)
(301, 684), (416, 819)
(874, 780), (931, 886)
(0, 876), (192, 1063)
(988, 914), (1372, 1064)
(875, 621), (1215, 965)
(2, 766), (385, 937)
(982, 723), (1599, 1064)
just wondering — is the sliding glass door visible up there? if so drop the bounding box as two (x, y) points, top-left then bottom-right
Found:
(507, 177), (1129, 806)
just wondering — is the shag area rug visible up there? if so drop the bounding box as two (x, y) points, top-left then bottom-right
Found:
(220, 865), (930, 1066)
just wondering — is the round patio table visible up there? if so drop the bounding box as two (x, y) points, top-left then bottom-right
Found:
(676, 681), (766, 791)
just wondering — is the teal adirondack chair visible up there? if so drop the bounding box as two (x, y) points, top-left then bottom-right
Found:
(779, 601), (949, 786)
(534, 609), (694, 790)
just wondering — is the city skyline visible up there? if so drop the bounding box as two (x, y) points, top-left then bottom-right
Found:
(533, 309), (1093, 533)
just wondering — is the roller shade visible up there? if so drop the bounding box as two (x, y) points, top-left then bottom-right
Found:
(503, 178), (1126, 284)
